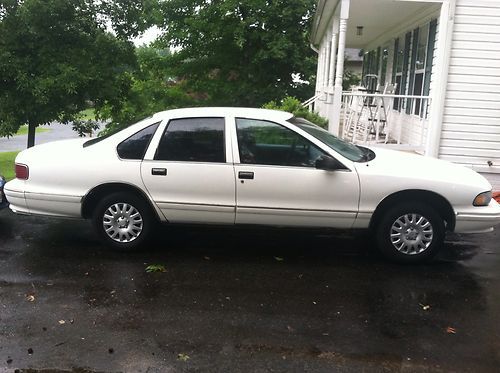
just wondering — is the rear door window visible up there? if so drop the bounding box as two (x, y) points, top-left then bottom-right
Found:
(154, 117), (225, 163)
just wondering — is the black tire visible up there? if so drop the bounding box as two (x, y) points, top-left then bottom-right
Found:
(92, 192), (154, 250)
(375, 202), (445, 263)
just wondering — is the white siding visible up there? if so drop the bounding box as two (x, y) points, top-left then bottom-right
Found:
(439, 0), (500, 174)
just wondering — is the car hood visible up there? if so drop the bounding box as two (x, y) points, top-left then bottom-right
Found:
(356, 147), (492, 191)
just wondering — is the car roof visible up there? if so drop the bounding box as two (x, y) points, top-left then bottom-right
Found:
(152, 107), (294, 122)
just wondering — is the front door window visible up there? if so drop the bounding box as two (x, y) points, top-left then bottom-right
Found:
(235, 118), (325, 167)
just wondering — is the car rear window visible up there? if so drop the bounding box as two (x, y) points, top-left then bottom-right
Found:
(117, 122), (160, 160)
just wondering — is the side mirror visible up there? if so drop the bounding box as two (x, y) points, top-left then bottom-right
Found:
(315, 155), (347, 171)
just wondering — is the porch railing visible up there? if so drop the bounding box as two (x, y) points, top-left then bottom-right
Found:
(341, 92), (431, 152)
(302, 93), (322, 112)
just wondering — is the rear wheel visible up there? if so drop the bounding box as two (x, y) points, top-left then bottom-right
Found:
(92, 192), (153, 250)
(376, 202), (445, 263)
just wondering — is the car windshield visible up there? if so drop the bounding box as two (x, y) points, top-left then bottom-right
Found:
(288, 117), (368, 162)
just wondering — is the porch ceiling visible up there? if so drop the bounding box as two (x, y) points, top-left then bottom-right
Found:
(312, 0), (440, 48)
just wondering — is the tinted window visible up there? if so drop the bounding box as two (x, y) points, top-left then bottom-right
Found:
(155, 118), (225, 163)
(236, 118), (325, 167)
(117, 122), (160, 160)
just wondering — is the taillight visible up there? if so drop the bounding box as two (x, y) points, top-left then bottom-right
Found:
(15, 163), (29, 180)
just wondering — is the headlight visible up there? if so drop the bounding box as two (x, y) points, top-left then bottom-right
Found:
(473, 191), (492, 206)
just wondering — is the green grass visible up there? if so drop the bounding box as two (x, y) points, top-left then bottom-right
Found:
(15, 125), (50, 136)
(79, 108), (96, 121)
(0, 151), (20, 181)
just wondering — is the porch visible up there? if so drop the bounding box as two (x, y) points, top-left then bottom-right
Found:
(308, 0), (452, 157)
(306, 90), (432, 153)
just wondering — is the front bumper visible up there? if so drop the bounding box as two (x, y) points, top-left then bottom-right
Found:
(454, 200), (500, 233)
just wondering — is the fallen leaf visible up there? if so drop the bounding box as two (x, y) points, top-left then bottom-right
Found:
(419, 303), (431, 311)
(58, 320), (66, 325)
(178, 353), (190, 362)
(26, 294), (35, 302)
(203, 256), (211, 260)
(446, 326), (457, 334)
(274, 256), (284, 262)
(145, 264), (167, 273)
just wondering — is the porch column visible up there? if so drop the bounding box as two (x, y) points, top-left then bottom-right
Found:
(425, 0), (457, 157)
(329, 0), (350, 136)
(327, 17), (339, 120)
(314, 43), (323, 95)
(328, 18), (339, 88)
(317, 39), (326, 115)
(323, 31), (332, 89)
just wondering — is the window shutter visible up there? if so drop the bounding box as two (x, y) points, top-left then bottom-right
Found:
(362, 53), (367, 79)
(392, 38), (398, 84)
(375, 46), (381, 89)
(424, 19), (437, 96)
(401, 32), (411, 95)
(406, 28), (419, 114)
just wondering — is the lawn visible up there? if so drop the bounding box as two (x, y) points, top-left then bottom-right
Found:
(0, 151), (19, 181)
(79, 108), (96, 121)
(15, 125), (50, 136)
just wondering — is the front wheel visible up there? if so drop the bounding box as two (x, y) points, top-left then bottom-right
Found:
(376, 202), (445, 263)
(92, 192), (153, 250)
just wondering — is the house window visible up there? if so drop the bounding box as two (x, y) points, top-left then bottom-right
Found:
(392, 36), (407, 111)
(410, 24), (429, 116)
(362, 50), (379, 92)
(379, 47), (389, 86)
(390, 19), (436, 116)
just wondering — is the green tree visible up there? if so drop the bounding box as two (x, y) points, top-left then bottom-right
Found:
(0, 0), (140, 147)
(155, 0), (317, 107)
(99, 46), (196, 134)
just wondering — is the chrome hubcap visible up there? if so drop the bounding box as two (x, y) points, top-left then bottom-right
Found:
(103, 203), (143, 243)
(390, 213), (434, 255)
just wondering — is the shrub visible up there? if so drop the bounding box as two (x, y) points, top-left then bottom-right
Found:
(263, 97), (328, 128)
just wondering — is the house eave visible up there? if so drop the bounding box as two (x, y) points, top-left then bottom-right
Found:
(311, 0), (340, 46)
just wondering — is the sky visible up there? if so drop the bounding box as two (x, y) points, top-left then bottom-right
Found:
(132, 26), (161, 46)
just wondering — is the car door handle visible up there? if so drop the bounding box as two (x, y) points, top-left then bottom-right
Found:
(238, 171), (254, 180)
(151, 168), (167, 176)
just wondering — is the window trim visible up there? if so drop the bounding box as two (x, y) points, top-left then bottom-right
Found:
(152, 116), (227, 164)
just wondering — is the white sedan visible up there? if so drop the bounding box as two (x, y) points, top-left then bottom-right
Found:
(5, 108), (500, 262)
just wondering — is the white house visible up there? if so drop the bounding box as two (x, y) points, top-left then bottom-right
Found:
(308, 0), (500, 186)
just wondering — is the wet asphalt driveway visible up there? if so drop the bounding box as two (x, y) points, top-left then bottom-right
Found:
(1, 210), (500, 372)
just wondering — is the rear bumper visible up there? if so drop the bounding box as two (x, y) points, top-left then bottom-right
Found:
(5, 179), (82, 218)
(454, 200), (500, 233)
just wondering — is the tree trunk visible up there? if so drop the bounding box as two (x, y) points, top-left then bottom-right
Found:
(27, 121), (36, 148)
